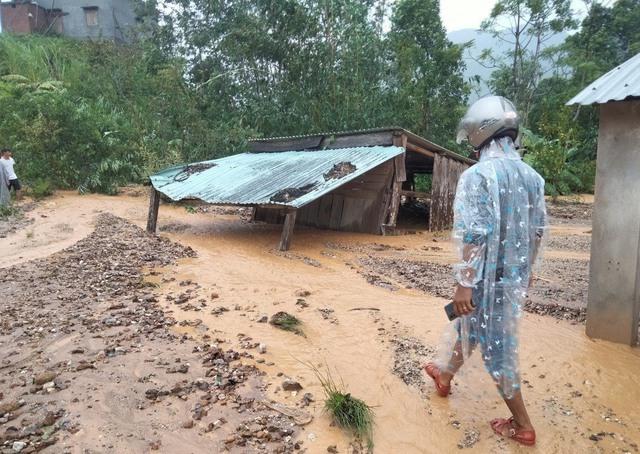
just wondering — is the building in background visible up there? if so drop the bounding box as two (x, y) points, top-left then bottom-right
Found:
(567, 52), (640, 346)
(0, 0), (139, 43)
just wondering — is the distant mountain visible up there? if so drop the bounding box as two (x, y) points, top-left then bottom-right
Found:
(447, 28), (567, 100)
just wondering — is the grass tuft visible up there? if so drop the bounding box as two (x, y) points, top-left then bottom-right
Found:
(269, 311), (305, 337)
(311, 364), (375, 452)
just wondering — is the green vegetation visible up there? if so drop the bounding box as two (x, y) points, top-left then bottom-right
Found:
(522, 129), (595, 200)
(313, 364), (375, 452)
(0, 202), (16, 217)
(0, 34), (252, 196)
(28, 178), (54, 200)
(269, 311), (305, 337)
(0, 0), (636, 198)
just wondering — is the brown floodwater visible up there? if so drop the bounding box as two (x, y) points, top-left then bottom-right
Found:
(4, 191), (639, 453)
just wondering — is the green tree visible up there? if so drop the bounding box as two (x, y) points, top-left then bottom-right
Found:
(529, 0), (640, 162)
(386, 0), (468, 148)
(139, 0), (467, 145)
(480, 0), (576, 125)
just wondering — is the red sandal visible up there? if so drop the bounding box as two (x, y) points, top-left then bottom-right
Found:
(424, 363), (451, 397)
(490, 417), (536, 446)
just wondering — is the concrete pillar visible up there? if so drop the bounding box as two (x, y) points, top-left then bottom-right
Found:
(586, 100), (640, 345)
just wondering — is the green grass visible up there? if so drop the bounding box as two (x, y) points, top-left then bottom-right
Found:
(312, 364), (375, 452)
(270, 311), (305, 337)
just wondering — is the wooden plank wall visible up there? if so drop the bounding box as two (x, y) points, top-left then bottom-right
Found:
(295, 160), (394, 234)
(429, 153), (468, 230)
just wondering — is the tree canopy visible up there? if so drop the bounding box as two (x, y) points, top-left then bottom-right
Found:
(0, 0), (637, 197)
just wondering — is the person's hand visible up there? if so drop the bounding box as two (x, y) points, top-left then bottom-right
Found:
(453, 284), (474, 317)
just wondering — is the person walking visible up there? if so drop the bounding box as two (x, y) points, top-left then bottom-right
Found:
(0, 147), (22, 201)
(424, 96), (547, 446)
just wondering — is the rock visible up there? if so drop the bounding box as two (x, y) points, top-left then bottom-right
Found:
(327, 446), (338, 453)
(105, 347), (127, 357)
(166, 364), (189, 374)
(213, 419), (224, 429)
(300, 392), (314, 407)
(12, 441), (27, 452)
(258, 343), (267, 354)
(282, 378), (302, 391)
(42, 411), (59, 426)
(192, 404), (207, 420)
(34, 371), (57, 385)
(53, 377), (68, 390)
(0, 399), (23, 415)
(102, 317), (119, 326)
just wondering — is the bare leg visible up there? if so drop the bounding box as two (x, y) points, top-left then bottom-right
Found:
(438, 340), (466, 386)
(15, 189), (22, 201)
(499, 389), (534, 431)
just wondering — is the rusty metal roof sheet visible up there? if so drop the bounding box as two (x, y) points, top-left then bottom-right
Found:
(567, 52), (640, 105)
(149, 146), (405, 208)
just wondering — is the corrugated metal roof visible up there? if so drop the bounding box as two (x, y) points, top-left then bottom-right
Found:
(149, 146), (405, 208)
(250, 126), (475, 164)
(567, 52), (640, 105)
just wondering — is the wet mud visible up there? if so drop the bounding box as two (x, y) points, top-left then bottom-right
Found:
(1, 190), (639, 454)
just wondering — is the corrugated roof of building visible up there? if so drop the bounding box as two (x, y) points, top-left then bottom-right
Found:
(250, 126), (475, 164)
(567, 52), (640, 105)
(149, 145), (405, 208)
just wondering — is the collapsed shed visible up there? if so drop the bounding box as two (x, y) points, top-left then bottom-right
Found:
(147, 128), (474, 250)
(567, 52), (640, 346)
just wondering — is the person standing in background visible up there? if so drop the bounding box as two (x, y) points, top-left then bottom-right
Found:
(0, 147), (21, 201)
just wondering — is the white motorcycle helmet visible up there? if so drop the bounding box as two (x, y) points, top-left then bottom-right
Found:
(456, 96), (520, 149)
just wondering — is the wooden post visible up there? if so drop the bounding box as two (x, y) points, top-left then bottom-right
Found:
(147, 187), (160, 233)
(430, 154), (467, 231)
(278, 209), (298, 251)
(382, 133), (408, 234)
(384, 151), (406, 231)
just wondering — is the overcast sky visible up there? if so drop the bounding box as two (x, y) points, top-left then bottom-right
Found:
(440, 0), (589, 33)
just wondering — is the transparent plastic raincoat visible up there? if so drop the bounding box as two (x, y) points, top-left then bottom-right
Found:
(435, 136), (548, 399)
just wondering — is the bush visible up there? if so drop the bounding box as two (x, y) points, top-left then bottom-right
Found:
(28, 178), (54, 200)
(521, 129), (595, 199)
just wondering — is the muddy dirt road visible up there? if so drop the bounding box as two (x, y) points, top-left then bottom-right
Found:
(1, 190), (638, 454)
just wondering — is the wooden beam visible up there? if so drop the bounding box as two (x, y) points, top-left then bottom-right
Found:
(250, 136), (322, 152)
(405, 142), (436, 158)
(329, 131), (394, 148)
(146, 187), (160, 233)
(279, 209), (298, 251)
